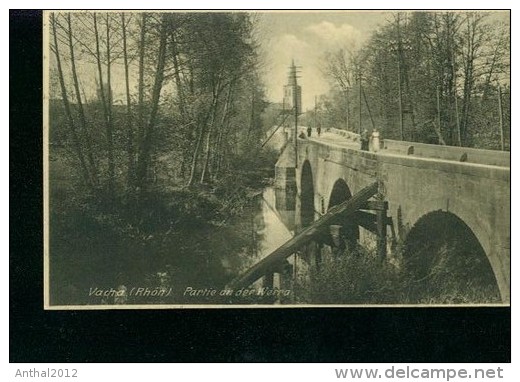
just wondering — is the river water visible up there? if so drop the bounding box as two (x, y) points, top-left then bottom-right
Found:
(221, 188), (294, 273)
(50, 183), (303, 306)
(127, 186), (300, 305)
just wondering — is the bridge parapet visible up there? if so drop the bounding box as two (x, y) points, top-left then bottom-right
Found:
(328, 127), (360, 141)
(383, 139), (510, 167)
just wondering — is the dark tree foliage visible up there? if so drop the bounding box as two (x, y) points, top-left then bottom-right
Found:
(50, 12), (268, 204)
(48, 12), (275, 304)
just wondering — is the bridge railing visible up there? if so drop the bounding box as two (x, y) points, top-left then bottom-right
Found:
(383, 139), (510, 167)
(327, 127), (360, 141)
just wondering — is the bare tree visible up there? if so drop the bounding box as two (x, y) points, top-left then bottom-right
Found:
(51, 13), (92, 188)
(65, 14), (99, 185)
(459, 13), (487, 144)
(121, 13), (135, 192)
(135, 14), (169, 194)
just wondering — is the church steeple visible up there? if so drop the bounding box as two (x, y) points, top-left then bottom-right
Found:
(283, 59), (302, 114)
(287, 59), (297, 87)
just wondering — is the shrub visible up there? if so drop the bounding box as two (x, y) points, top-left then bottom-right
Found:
(295, 246), (402, 304)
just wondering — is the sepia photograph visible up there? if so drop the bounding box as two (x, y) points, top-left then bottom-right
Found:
(44, 10), (510, 309)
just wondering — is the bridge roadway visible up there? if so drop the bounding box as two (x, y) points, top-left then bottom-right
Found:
(270, 126), (510, 303)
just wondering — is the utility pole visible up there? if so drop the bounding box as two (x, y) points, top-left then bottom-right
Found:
(397, 57), (404, 140)
(358, 72), (362, 134)
(344, 88), (350, 131)
(294, 86), (298, 168)
(395, 13), (404, 141)
(314, 95), (317, 129)
(498, 84), (505, 151)
(452, 53), (461, 146)
(282, 97), (285, 131)
(346, 88), (350, 131)
(293, 65), (298, 168)
(436, 85), (442, 144)
(289, 60), (301, 168)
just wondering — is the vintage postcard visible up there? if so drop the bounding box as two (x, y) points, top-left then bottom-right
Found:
(44, 10), (510, 309)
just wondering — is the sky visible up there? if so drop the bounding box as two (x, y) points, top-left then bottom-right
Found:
(255, 11), (391, 111)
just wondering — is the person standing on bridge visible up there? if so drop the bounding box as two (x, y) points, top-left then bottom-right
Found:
(317, 123), (322, 137)
(307, 126), (312, 137)
(370, 128), (381, 152)
(360, 128), (369, 151)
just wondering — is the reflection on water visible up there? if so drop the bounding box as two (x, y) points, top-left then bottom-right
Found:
(221, 187), (295, 277)
(274, 186), (297, 229)
(51, 186), (300, 306)
(144, 186), (299, 304)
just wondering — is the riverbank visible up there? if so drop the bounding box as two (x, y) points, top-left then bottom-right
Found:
(48, 146), (279, 306)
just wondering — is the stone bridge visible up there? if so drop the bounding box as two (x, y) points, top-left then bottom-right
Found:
(271, 127), (510, 303)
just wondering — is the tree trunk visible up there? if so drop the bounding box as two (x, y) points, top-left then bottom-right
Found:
(105, 13), (115, 198)
(246, 87), (255, 142)
(66, 14), (98, 187)
(51, 14), (92, 189)
(212, 82), (234, 179)
(135, 13), (147, 190)
(136, 14), (169, 195)
(460, 15), (480, 145)
(187, 117), (207, 186)
(93, 13), (114, 197)
(171, 31), (186, 117)
(200, 79), (222, 184)
(121, 13), (135, 193)
(481, 34), (503, 102)
(170, 29), (190, 182)
(452, 52), (462, 146)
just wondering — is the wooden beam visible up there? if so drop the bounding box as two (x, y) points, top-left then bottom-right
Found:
(263, 272), (274, 289)
(360, 200), (388, 211)
(376, 207), (387, 258)
(355, 210), (378, 234)
(227, 182), (379, 289)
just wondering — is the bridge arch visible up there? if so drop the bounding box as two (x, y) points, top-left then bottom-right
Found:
(327, 178), (359, 249)
(403, 210), (501, 303)
(300, 160), (315, 227)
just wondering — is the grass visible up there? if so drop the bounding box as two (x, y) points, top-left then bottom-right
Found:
(294, 243), (502, 305)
